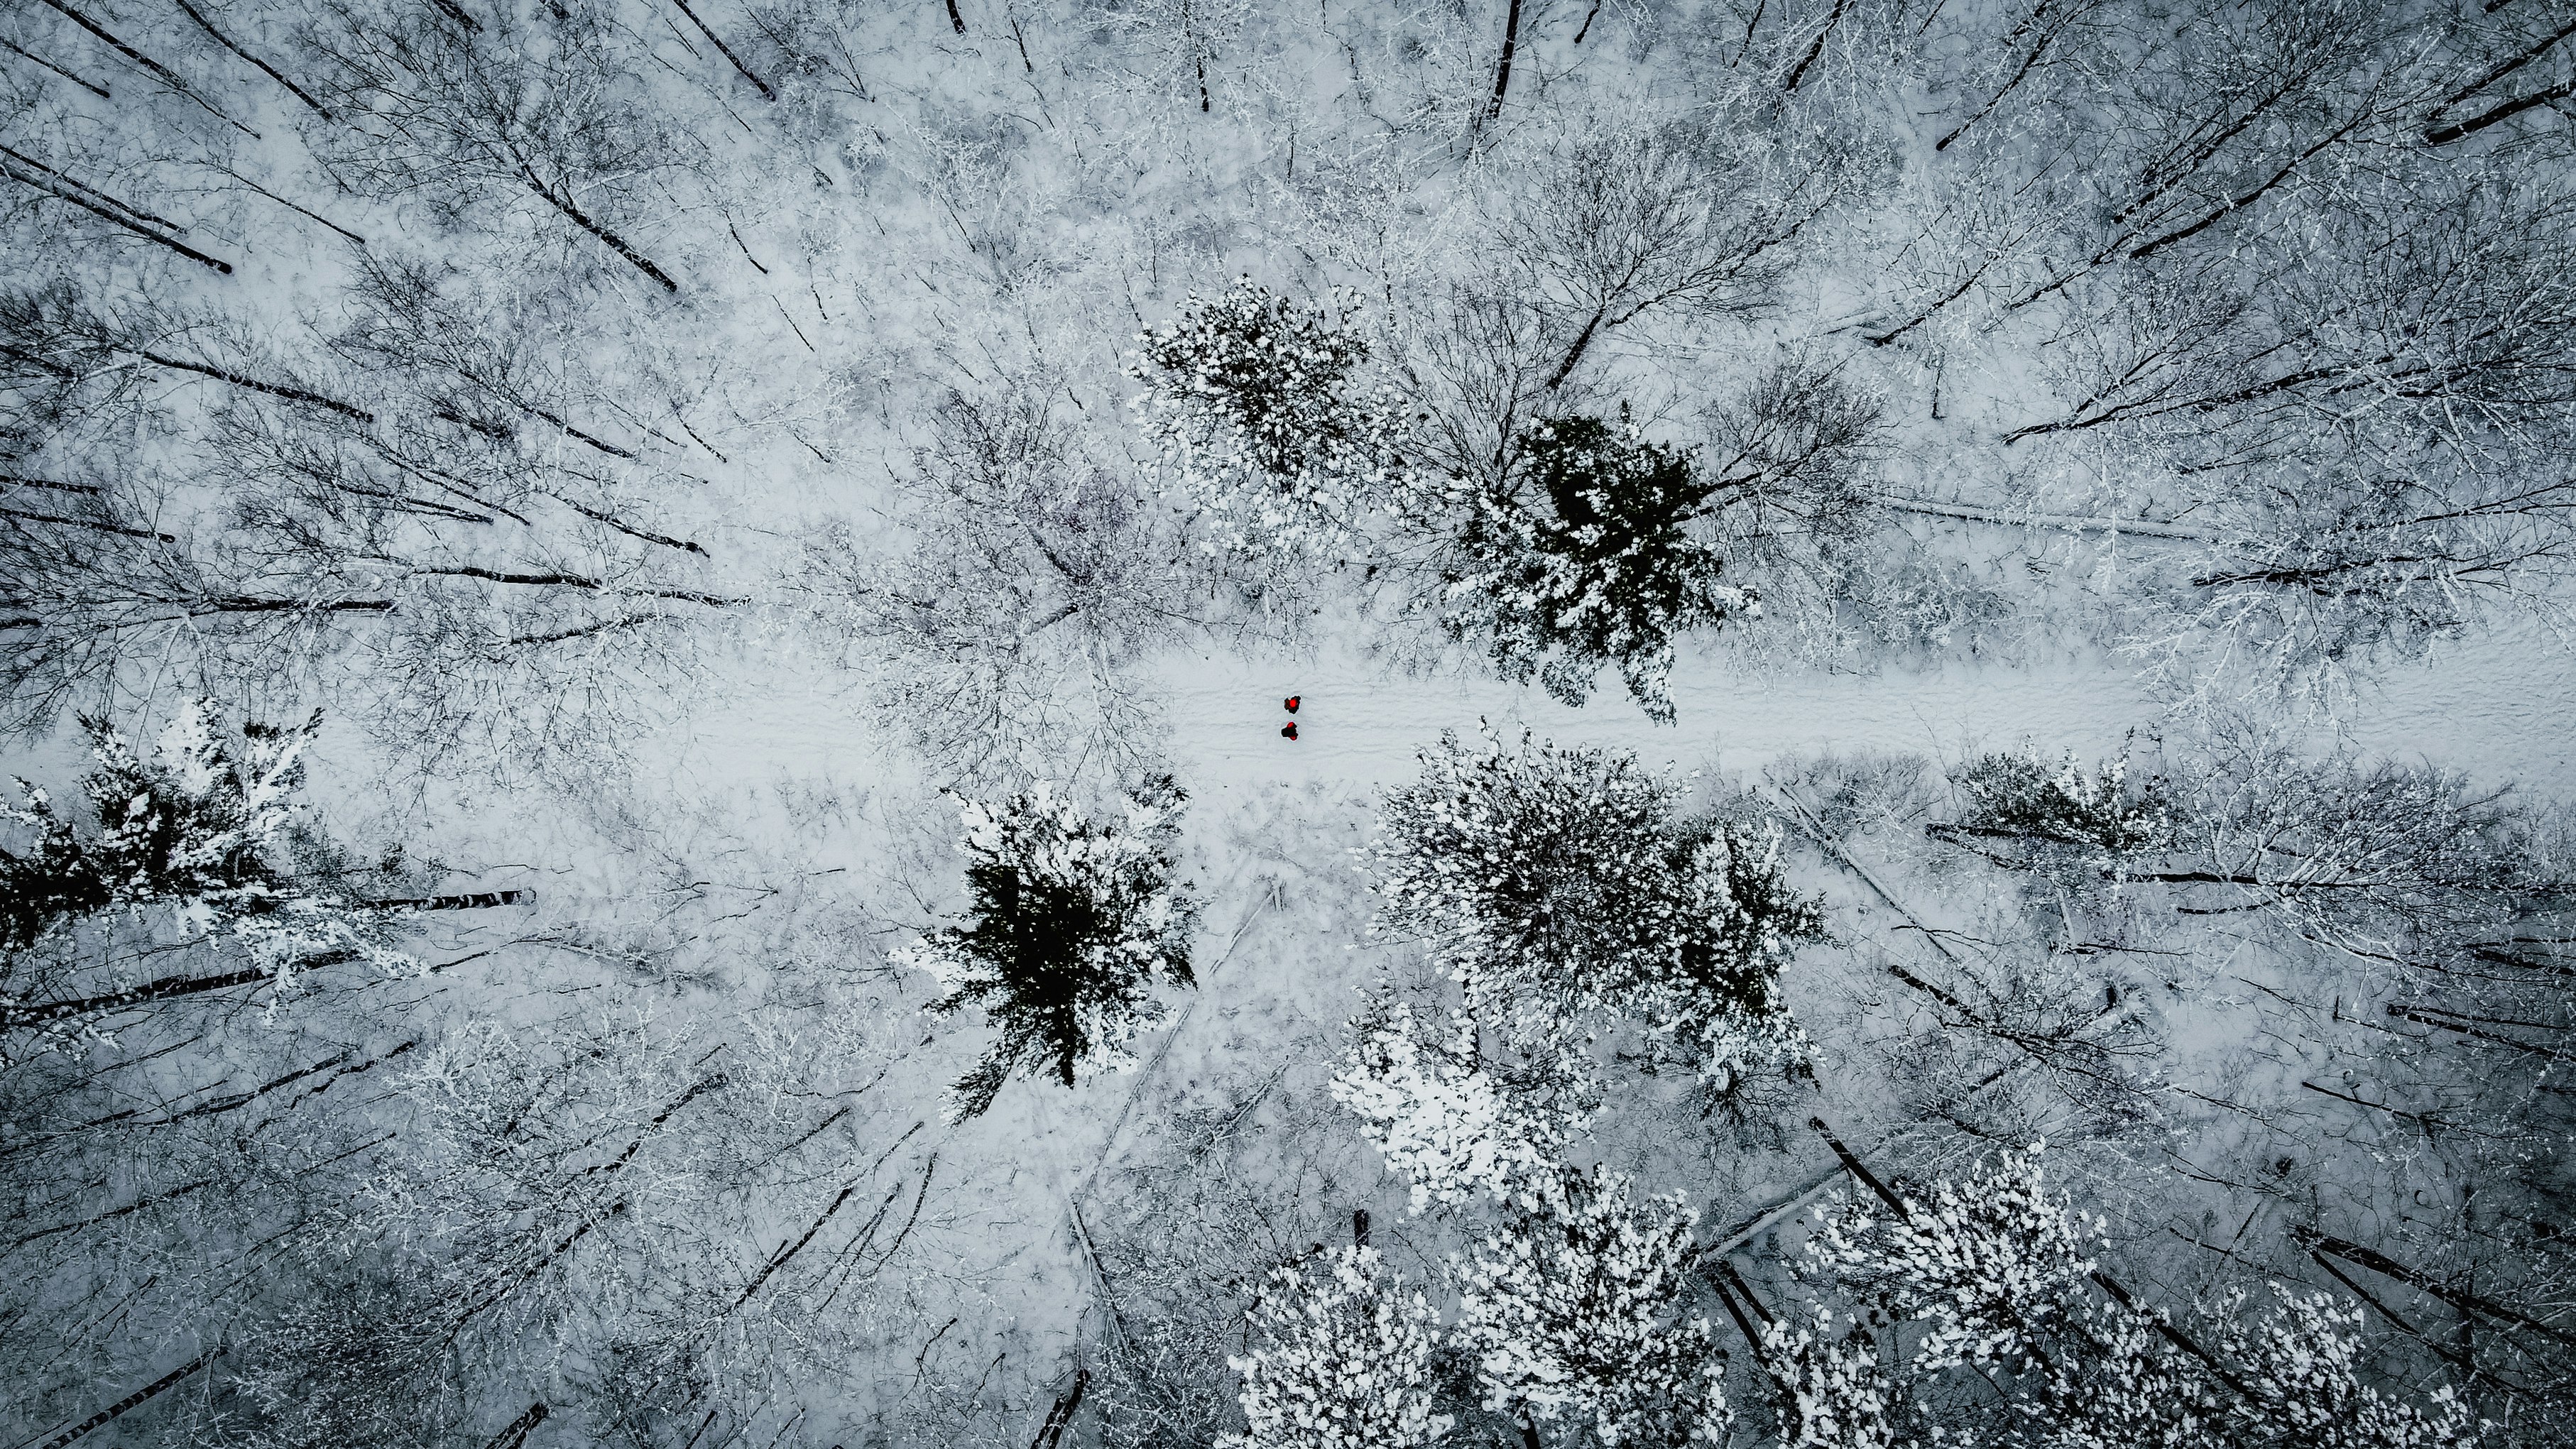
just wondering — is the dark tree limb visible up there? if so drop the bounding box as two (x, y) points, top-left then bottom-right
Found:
(1781, 0), (1847, 91)
(212, 165), (367, 246)
(27, 1347), (219, 1449)
(36, 0), (256, 136)
(1, 163), (231, 273)
(173, 0), (333, 118)
(2389, 1002), (2565, 1059)
(2307, 1232), (2576, 1342)
(735, 1183), (861, 1307)
(366, 889), (528, 911)
(0, 505), (172, 540)
(0, 472), (100, 495)
(1542, 306), (1608, 391)
(727, 219), (769, 273)
(2, 964), (273, 1032)
(131, 349), (371, 419)
(1809, 1115), (1906, 1212)
(16, 1132), (392, 1246)
(0, 145), (187, 232)
(1936, 16), (2056, 151)
(1030, 1370), (1089, 1449)
(1, 35), (111, 97)
(2129, 115), (2365, 261)
(670, 0), (777, 99)
(479, 1404), (550, 1449)
(506, 615), (661, 647)
(405, 564), (743, 608)
(2425, 77), (2576, 144)
(2431, 15), (2576, 118)
(455, 368), (639, 457)
(556, 497), (710, 556)
(516, 166), (678, 292)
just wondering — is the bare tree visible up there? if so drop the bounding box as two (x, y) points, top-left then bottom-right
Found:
(806, 371), (1232, 791)
(297, 0), (697, 292)
(1485, 114), (1858, 394)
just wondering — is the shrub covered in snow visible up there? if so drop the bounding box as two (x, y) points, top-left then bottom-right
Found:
(1943, 749), (2177, 880)
(1329, 997), (1593, 1213)
(1222, 1245), (1452, 1449)
(1455, 1165), (1732, 1447)
(1762, 1306), (1910, 1449)
(2220, 1289), (2482, 1449)
(1804, 1142), (2102, 1372)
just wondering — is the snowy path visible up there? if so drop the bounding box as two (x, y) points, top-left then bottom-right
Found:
(1160, 616), (2576, 795)
(672, 615), (2575, 811)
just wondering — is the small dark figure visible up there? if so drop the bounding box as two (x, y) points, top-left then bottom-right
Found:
(1281, 722), (1299, 740)
(1284, 695), (1301, 713)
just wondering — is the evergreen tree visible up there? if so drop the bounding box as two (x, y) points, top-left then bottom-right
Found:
(900, 778), (1199, 1121)
(1, 699), (413, 983)
(1130, 277), (1415, 553)
(1442, 412), (1751, 724)
(1371, 729), (1821, 1093)
(1436, 366), (1878, 721)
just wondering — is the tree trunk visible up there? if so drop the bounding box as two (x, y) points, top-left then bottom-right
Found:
(173, 0), (333, 118)
(1, 164), (231, 273)
(1543, 306), (1608, 391)
(670, 0), (777, 99)
(1487, 0), (1525, 120)
(27, 1347), (219, 1449)
(1781, 0), (1846, 91)
(366, 889), (528, 911)
(518, 168), (679, 292)
(36, 0), (255, 136)
(1032, 1369), (1089, 1449)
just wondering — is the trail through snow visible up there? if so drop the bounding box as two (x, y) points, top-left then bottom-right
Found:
(1157, 616), (2576, 796)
